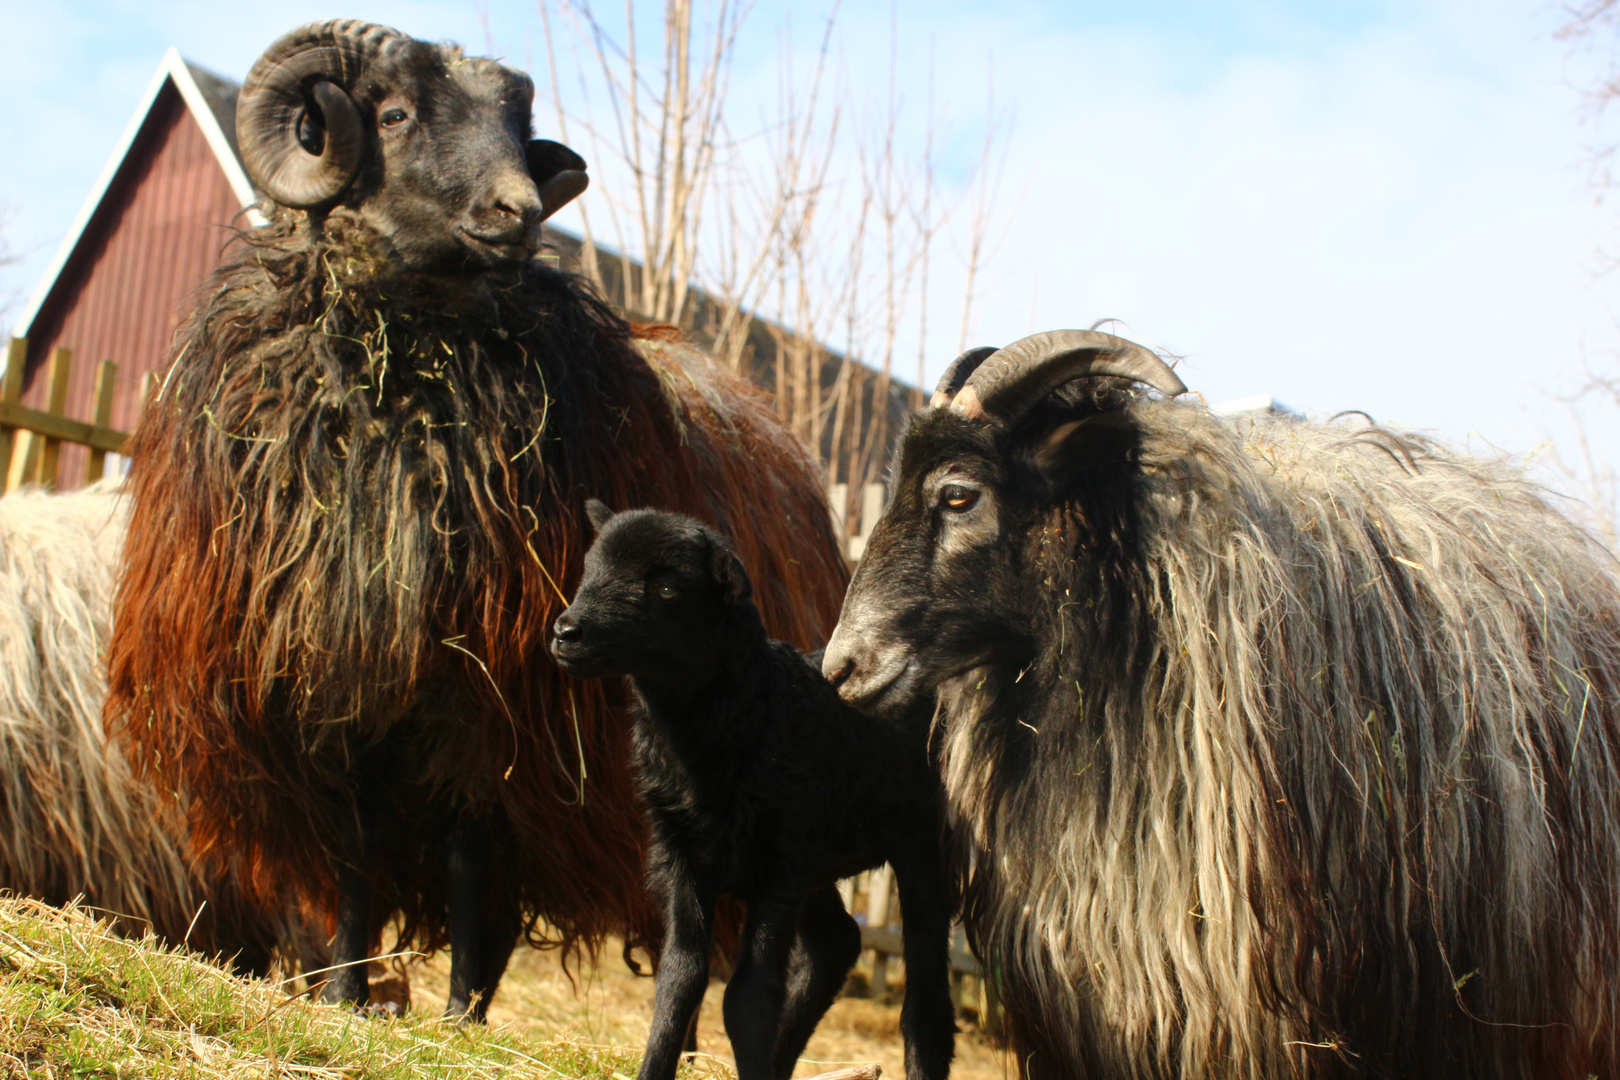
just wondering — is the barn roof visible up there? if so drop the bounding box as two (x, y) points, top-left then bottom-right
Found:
(10, 48), (260, 341)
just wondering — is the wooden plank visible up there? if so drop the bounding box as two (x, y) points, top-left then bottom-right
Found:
(6, 432), (38, 494)
(86, 360), (118, 483)
(799, 1066), (880, 1080)
(0, 337), (24, 492)
(35, 348), (73, 488)
(0, 400), (130, 454)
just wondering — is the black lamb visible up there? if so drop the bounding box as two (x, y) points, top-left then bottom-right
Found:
(549, 501), (956, 1080)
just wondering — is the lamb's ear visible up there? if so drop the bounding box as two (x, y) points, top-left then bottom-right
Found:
(1031, 409), (1144, 496)
(709, 542), (753, 605)
(585, 499), (614, 533)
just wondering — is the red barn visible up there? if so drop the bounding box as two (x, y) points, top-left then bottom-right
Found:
(5, 49), (257, 491)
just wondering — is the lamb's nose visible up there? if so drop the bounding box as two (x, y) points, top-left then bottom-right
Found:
(553, 613), (582, 643)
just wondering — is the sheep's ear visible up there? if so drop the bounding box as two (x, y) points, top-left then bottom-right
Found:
(585, 499), (614, 533)
(709, 543), (753, 605)
(1032, 409), (1143, 496)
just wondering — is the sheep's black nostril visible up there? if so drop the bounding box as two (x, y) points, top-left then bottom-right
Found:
(553, 616), (582, 643)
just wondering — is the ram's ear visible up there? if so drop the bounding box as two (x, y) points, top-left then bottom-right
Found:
(709, 542), (753, 605)
(526, 139), (589, 220)
(584, 499), (614, 533)
(1031, 409), (1145, 496)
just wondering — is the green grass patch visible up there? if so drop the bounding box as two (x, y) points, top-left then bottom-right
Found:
(0, 895), (658, 1079)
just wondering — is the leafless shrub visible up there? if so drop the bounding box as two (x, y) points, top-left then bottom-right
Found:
(535, 1), (1007, 542)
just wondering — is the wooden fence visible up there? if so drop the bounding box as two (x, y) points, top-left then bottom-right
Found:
(1, 337), (137, 494)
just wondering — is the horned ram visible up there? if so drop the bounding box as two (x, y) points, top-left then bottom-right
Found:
(106, 20), (847, 1019)
(823, 329), (1620, 1079)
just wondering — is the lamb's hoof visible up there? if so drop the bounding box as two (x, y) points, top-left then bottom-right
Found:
(356, 1001), (402, 1019)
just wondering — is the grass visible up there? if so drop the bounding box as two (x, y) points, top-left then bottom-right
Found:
(0, 895), (666, 1079)
(0, 895), (1010, 1080)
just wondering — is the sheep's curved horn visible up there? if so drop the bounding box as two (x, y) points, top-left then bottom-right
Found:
(951, 329), (1186, 423)
(929, 346), (997, 409)
(237, 20), (407, 210)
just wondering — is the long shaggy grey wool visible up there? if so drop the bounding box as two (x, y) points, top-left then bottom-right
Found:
(942, 407), (1620, 1079)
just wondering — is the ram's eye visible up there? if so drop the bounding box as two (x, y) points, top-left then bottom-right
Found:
(380, 108), (409, 128)
(939, 484), (979, 512)
(655, 583), (681, 601)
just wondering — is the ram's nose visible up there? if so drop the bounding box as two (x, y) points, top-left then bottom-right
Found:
(493, 171), (544, 221)
(821, 640), (855, 689)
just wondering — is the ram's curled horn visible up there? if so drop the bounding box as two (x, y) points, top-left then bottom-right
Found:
(237, 20), (407, 209)
(950, 329), (1187, 423)
(929, 346), (998, 409)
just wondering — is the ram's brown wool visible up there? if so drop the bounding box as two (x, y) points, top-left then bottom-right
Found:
(105, 203), (847, 968)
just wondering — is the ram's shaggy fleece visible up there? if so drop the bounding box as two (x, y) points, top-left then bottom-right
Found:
(0, 484), (276, 963)
(941, 407), (1620, 1079)
(106, 209), (848, 960)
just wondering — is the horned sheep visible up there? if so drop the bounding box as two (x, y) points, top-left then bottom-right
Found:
(105, 19), (848, 1019)
(824, 330), (1620, 1079)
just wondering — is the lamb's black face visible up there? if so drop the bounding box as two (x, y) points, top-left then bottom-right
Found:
(551, 507), (751, 684)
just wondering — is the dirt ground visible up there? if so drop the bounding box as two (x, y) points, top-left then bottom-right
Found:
(405, 942), (1014, 1080)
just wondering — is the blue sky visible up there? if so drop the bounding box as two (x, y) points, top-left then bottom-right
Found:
(3, 0), (1617, 503)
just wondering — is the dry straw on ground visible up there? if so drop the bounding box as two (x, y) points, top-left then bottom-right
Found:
(0, 895), (649, 1079)
(0, 896), (1010, 1080)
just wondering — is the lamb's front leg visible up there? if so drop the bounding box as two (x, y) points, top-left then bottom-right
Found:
(638, 853), (717, 1080)
(723, 892), (806, 1080)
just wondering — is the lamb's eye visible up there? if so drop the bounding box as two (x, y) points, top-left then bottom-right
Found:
(655, 583), (681, 601)
(380, 108), (409, 128)
(939, 484), (979, 512)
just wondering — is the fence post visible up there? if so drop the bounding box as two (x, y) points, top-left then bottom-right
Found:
(0, 338), (23, 492)
(867, 863), (895, 995)
(86, 360), (118, 483)
(35, 348), (73, 489)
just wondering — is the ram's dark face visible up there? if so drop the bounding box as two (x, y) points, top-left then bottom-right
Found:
(821, 413), (1033, 718)
(551, 505), (752, 685)
(822, 330), (1186, 717)
(237, 21), (589, 275)
(347, 50), (547, 271)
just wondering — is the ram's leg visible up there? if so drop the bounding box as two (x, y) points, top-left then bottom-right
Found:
(473, 887), (523, 1018)
(892, 852), (956, 1080)
(638, 859), (716, 1080)
(771, 886), (863, 1078)
(723, 893), (804, 1080)
(446, 816), (497, 1021)
(324, 860), (373, 1006)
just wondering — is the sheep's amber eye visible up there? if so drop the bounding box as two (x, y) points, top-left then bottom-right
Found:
(940, 484), (979, 512)
(656, 583), (681, 601)
(380, 108), (409, 127)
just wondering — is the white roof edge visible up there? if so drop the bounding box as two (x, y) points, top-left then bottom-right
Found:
(11, 48), (263, 341)
(166, 48), (265, 228)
